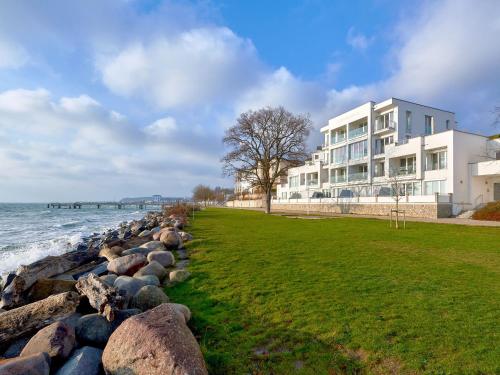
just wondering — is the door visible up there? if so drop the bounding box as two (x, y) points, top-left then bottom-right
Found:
(494, 183), (500, 201)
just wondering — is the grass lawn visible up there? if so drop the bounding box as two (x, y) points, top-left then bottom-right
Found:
(167, 208), (500, 374)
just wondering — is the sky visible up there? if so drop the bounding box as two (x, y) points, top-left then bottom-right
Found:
(0, 0), (499, 202)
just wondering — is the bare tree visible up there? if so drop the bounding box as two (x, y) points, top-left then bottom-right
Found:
(222, 106), (312, 214)
(192, 184), (213, 207)
(388, 167), (407, 229)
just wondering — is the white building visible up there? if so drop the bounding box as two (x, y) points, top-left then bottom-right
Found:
(277, 98), (500, 215)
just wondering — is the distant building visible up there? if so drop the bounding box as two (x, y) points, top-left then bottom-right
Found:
(120, 195), (186, 204)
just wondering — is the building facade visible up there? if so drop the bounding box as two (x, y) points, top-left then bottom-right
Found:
(277, 98), (500, 215)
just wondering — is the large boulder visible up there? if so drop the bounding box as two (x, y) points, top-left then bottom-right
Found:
(102, 304), (208, 375)
(139, 241), (166, 252)
(75, 314), (112, 347)
(159, 230), (181, 249)
(170, 303), (192, 323)
(113, 276), (147, 302)
(55, 346), (103, 375)
(147, 251), (175, 267)
(133, 261), (167, 280)
(0, 352), (50, 375)
(134, 275), (160, 287)
(20, 321), (75, 362)
(99, 246), (124, 261)
(169, 269), (191, 283)
(26, 278), (76, 303)
(131, 286), (169, 311)
(121, 247), (152, 257)
(107, 254), (146, 276)
(110, 309), (142, 331)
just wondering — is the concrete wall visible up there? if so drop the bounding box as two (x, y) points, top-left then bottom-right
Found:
(226, 200), (452, 218)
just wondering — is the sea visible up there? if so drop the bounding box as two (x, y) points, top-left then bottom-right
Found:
(0, 203), (147, 277)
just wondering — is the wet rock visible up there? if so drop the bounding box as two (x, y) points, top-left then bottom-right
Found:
(0, 352), (50, 375)
(147, 251), (175, 267)
(55, 346), (103, 375)
(139, 241), (165, 252)
(133, 261), (167, 280)
(102, 304), (207, 375)
(107, 254), (146, 276)
(75, 314), (112, 347)
(169, 269), (191, 283)
(20, 321), (75, 362)
(131, 286), (169, 311)
(134, 275), (160, 287)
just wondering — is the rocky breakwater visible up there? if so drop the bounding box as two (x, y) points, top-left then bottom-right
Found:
(0, 210), (206, 375)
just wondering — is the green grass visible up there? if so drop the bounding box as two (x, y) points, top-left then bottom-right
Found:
(166, 208), (500, 374)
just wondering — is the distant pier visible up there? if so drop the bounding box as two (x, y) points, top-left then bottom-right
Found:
(47, 201), (171, 209)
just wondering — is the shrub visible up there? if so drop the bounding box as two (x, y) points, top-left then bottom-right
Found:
(472, 201), (500, 221)
(164, 202), (201, 218)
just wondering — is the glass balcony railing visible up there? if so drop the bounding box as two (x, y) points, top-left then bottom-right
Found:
(331, 158), (347, 165)
(331, 135), (346, 144)
(330, 175), (346, 183)
(348, 127), (368, 139)
(349, 172), (368, 181)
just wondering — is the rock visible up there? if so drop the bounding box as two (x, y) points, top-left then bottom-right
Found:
(0, 352), (50, 375)
(0, 308), (5, 315)
(159, 230), (180, 249)
(178, 231), (193, 242)
(169, 303), (192, 323)
(55, 346), (103, 375)
(150, 227), (161, 234)
(176, 249), (189, 260)
(26, 279), (76, 303)
(75, 314), (112, 347)
(110, 309), (142, 331)
(113, 276), (147, 302)
(100, 274), (117, 287)
(20, 321), (75, 362)
(52, 274), (75, 281)
(134, 275), (160, 287)
(121, 247), (151, 256)
(2, 336), (31, 358)
(139, 241), (166, 252)
(59, 313), (83, 331)
(102, 304), (208, 375)
(169, 269), (191, 283)
(63, 259), (107, 280)
(131, 286), (169, 311)
(138, 230), (151, 238)
(133, 261), (167, 280)
(175, 260), (190, 269)
(147, 251), (175, 267)
(79, 261), (109, 277)
(99, 246), (123, 261)
(107, 254), (146, 276)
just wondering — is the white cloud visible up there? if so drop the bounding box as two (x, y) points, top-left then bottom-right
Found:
(0, 38), (29, 68)
(144, 117), (178, 137)
(98, 27), (263, 109)
(346, 27), (371, 51)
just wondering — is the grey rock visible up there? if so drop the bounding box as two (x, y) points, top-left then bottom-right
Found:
(139, 241), (166, 252)
(110, 309), (142, 331)
(75, 314), (112, 347)
(52, 274), (75, 281)
(176, 249), (189, 260)
(147, 250), (175, 267)
(100, 274), (118, 287)
(0, 352), (51, 375)
(80, 261), (109, 278)
(134, 275), (161, 286)
(2, 335), (31, 358)
(169, 303), (192, 323)
(133, 261), (168, 280)
(113, 276), (147, 301)
(131, 285), (170, 311)
(55, 346), (103, 375)
(138, 229), (151, 237)
(169, 269), (191, 283)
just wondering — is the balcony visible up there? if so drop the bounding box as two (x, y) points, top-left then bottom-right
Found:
(307, 179), (318, 186)
(349, 172), (368, 181)
(330, 175), (346, 183)
(331, 158), (347, 165)
(348, 127), (368, 139)
(331, 135), (346, 144)
(374, 120), (396, 133)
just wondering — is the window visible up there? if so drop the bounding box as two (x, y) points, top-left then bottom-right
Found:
(426, 150), (447, 170)
(425, 115), (434, 135)
(496, 151), (500, 160)
(281, 192), (287, 199)
(404, 182), (421, 196)
(374, 162), (385, 177)
(424, 180), (446, 195)
(349, 140), (368, 160)
(331, 146), (347, 164)
(405, 111), (412, 134)
(289, 176), (299, 188)
(349, 122), (368, 139)
(331, 128), (346, 144)
(314, 154), (319, 160)
(399, 156), (416, 174)
(446, 119), (450, 130)
(375, 111), (394, 131)
(300, 174), (305, 186)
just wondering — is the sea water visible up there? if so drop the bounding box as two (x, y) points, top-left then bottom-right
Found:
(0, 203), (146, 276)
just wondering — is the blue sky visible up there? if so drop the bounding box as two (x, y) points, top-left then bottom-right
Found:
(0, 0), (499, 201)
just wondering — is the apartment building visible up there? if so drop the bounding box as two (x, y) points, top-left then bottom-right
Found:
(277, 98), (500, 215)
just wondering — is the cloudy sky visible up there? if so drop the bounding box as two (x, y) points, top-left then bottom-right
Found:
(0, 0), (499, 202)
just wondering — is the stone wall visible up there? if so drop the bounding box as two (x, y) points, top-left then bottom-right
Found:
(226, 200), (452, 219)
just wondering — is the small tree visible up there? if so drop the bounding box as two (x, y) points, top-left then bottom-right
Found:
(389, 167), (407, 229)
(222, 106), (312, 213)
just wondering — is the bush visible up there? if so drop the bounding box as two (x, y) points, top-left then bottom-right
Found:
(472, 201), (500, 221)
(164, 202), (201, 218)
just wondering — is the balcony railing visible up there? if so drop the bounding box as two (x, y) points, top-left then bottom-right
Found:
(331, 135), (346, 144)
(330, 175), (346, 183)
(307, 180), (318, 186)
(349, 172), (368, 181)
(331, 158), (347, 165)
(374, 120), (396, 132)
(374, 146), (385, 155)
(348, 127), (368, 139)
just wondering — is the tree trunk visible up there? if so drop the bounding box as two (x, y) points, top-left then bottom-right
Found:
(264, 189), (272, 214)
(0, 291), (80, 350)
(0, 249), (99, 309)
(75, 274), (125, 322)
(395, 197), (399, 229)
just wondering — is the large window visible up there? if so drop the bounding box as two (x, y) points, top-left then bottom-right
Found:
(348, 122), (368, 139)
(406, 111), (412, 134)
(399, 156), (416, 174)
(300, 174), (305, 186)
(331, 146), (347, 164)
(374, 136), (394, 154)
(349, 140), (368, 160)
(426, 150), (447, 170)
(374, 162), (385, 177)
(331, 128), (346, 144)
(405, 181), (421, 196)
(375, 111), (394, 131)
(424, 180), (446, 194)
(289, 175), (299, 188)
(425, 115), (434, 135)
